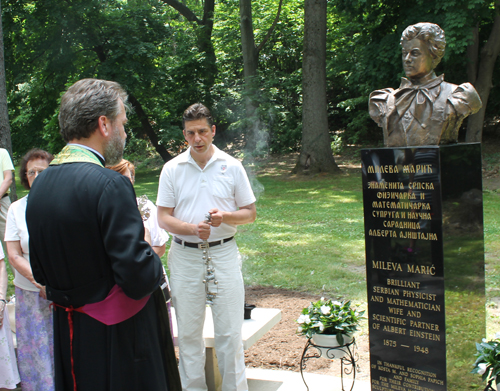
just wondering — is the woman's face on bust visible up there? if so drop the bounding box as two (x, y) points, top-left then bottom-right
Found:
(401, 38), (434, 80)
(27, 158), (49, 188)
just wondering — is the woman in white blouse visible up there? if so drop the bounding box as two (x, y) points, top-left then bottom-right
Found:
(5, 149), (54, 391)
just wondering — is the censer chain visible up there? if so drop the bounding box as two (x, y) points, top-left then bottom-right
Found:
(202, 213), (218, 306)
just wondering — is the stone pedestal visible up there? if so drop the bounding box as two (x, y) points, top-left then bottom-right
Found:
(361, 144), (485, 390)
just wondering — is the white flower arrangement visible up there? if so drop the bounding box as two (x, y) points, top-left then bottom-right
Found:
(472, 332), (500, 388)
(296, 298), (364, 345)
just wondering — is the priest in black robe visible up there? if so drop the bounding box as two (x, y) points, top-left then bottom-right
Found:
(26, 79), (181, 391)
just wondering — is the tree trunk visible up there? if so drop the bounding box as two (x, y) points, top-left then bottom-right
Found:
(199, 0), (217, 90)
(0, 2), (16, 200)
(93, 41), (175, 162)
(128, 94), (173, 162)
(239, 0), (260, 151)
(239, 0), (282, 153)
(466, 1), (500, 142)
(466, 25), (479, 85)
(293, 0), (339, 175)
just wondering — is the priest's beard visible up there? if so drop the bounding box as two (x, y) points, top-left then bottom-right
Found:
(104, 129), (126, 165)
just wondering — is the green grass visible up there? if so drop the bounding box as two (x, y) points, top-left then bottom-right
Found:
(445, 290), (487, 390)
(483, 189), (500, 338)
(133, 166), (163, 204)
(237, 173), (366, 300)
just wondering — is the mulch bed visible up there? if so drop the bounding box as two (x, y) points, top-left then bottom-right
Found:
(244, 285), (371, 381)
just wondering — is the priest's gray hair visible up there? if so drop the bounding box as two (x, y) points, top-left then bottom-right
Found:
(59, 79), (130, 142)
(400, 23), (446, 69)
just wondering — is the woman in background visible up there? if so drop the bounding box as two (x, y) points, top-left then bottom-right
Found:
(5, 148), (54, 391)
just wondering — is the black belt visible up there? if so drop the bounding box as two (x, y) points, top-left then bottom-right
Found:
(1, 193), (8, 199)
(173, 236), (234, 249)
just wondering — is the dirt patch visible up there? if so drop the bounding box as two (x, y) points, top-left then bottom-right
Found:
(248, 150), (362, 185)
(483, 173), (500, 191)
(244, 286), (371, 381)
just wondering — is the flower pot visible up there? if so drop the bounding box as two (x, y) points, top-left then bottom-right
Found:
(311, 334), (353, 359)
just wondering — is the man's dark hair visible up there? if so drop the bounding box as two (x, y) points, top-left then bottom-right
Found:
(400, 23), (446, 69)
(58, 78), (129, 142)
(20, 148), (54, 189)
(182, 103), (213, 128)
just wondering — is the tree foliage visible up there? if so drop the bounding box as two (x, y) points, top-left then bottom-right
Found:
(327, 0), (500, 145)
(0, 0), (16, 199)
(3, 0), (210, 159)
(1, 0), (498, 161)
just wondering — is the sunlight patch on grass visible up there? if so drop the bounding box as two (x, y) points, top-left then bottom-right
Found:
(483, 191), (500, 300)
(343, 218), (360, 223)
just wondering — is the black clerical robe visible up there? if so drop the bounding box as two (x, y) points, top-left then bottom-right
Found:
(26, 157), (181, 391)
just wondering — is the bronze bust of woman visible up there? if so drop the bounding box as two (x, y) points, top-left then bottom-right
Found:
(369, 22), (482, 147)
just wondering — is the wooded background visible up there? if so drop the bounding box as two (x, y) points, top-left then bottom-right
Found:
(0, 0), (499, 174)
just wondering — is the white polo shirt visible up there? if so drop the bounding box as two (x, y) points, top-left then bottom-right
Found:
(157, 145), (256, 242)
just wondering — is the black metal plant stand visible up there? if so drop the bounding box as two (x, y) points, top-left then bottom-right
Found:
(300, 337), (359, 391)
(484, 377), (497, 391)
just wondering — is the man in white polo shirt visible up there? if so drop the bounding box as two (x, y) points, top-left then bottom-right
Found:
(157, 103), (256, 391)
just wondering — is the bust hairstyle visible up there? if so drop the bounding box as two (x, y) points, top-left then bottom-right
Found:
(58, 78), (129, 142)
(182, 103), (213, 128)
(20, 148), (53, 190)
(400, 23), (446, 68)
